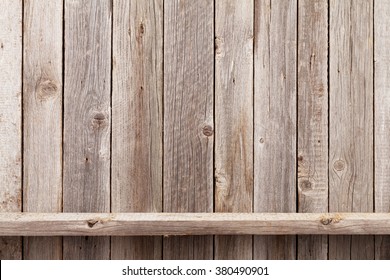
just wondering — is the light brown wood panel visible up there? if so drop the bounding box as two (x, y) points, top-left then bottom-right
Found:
(163, 0), (214, 260)
(0, 0), (22, 260)
(1, 213), (390, 236)
(297, 0), (328, 260)
(111, 0), (163, 260)
(254, 0), (297, 260)
(63, 0), (111, 260)
(23, 0), (63, 260)
(215, 0), (253, 260)
(374, 0), (390, 260)
(329, 0), (374, 260)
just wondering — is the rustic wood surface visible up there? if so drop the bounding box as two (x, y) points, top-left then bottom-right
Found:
(111, 0), (163, 260)
(63, 0), (112, 260)
(215, 0), (253, 260)
(23, 0), (63, 260)
(329, 0), (374, 260)
(0, 0), (387, 260)
(163, 0), (214, 260)
(297, 0), (328, 260)
(0, 0), (22, 260)
(374, 0), (390, 260)
(0, 213), (390, 236)
(254, 0), (297, 260)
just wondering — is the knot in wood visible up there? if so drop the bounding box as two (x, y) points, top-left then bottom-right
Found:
(320, 217), (332, 225)
(320, 214), (342, 225)
(139, 22), (145, 35)
(36, 78), (58, 101)
(202, 125), (213, 136)
(136, 22), (145, 42)
(91, 112), (108, 129)
(215, 37), (224, 56)
(300, 180), (312, 191)
(317, 84), (325, 96)
(87, 219), (98, 228)
(333, 160), (345, 171)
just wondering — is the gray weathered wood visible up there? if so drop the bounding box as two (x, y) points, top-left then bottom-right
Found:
(329, 0), (374, 260)
(111, 0), (163, 260)
(0, 213), (389, 236)
(63, 0), (111, 260)
(23, 0), (63, 260)
(297, 0), (328, 260)
(215, 0), (253, 260)
(254, 0), (297, 260)
(0, 0), (22, 260)
(374, 0), (390, 260)
(163, 0), (214, 260)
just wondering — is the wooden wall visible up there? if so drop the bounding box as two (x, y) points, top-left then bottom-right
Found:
(0, 0), (388, 260)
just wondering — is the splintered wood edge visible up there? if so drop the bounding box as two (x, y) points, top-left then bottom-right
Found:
(0, 213), (388, 236)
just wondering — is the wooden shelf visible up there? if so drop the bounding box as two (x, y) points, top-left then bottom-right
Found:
(0, 213), (388, 236)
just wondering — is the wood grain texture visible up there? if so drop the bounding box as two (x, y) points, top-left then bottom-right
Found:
(111, 0), (163, 260)
(0, 0), (22, 260)
(374, 0), (390, 260)
(163, 0), (214, 260)
(0, 213), (390, 236)
(23, 0), (63, 260)
(254, 0), (297, 260)
(63, 0), (111, 260)
(297, 0), (328, 260)
(215, 0), (253, 260)
(329, 0), (374, 260)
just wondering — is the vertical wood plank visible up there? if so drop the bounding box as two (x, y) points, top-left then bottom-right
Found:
(254, 0), (297, 260)
(111, 0), (163, 259)
(63, 0), (111, 260)
(297, 0), (328, 260)
(374, 0), (390, 260)
(23, 0), (63, 260)
(214, 0), (253, 260)
(0, 0), (22, 260)
(163, 0), (214, 260)
(329, 0), (374, 260)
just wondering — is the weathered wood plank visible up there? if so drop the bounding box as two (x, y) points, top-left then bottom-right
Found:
(0, 0), (22, 260)
(374, 0), (390, 260)
(329, 0), (374, 260)
(111, 0), (163, 260)
(297, 0), (328, 260)
(254, 0), (297, 260)
(215, 0), (253, 260)
(0, 213), (389, 236)
(163, 0), (214, 260)
(23, 0), (63, 260)
(63, 0), (111, 260)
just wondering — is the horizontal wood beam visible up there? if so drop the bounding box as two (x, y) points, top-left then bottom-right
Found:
(0, 213), (388, 236)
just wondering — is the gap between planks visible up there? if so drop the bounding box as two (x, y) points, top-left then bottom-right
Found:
(0, 213), (389, 236)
